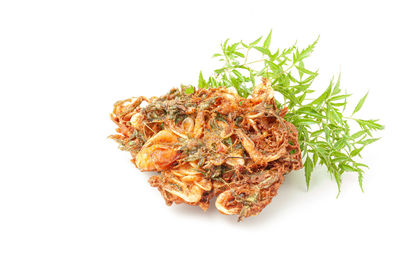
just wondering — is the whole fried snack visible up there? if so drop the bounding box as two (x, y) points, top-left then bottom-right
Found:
(110, 79), (302, 221)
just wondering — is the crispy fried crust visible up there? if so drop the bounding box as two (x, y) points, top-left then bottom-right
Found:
(110, 80), (302, 221)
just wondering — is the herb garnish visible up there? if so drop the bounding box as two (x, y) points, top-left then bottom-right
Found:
(196, 31), (383, 194)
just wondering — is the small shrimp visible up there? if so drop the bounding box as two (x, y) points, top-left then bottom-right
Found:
(182, 175), (202, 183)
(193, 111), (205, 138)
(171, 165), (211, 191)
(167, 165), (212, 194)
(164, 177), (203, 203)
(217, 121), (233, 139)
(226, 150), (245, 167)
(252, 80), (274, 102)
(215, 190), (241, 215)
(130, 113), (144, 129)
(194, 179), (212, 191)
(248, 118), (260, 135)
(113, 96), (148, 116)
(246, 112), (265, 119)
(220, 87), (239, 102)
(181, 117), (194, 133)
(170, 164), (203, 177)
(135, 130), (180, 171)
(135, 144), (179, 171)
(142, 129), (178, 148)
(235, 129), (286, 165)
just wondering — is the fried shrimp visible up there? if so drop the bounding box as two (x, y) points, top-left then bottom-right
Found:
(110, 79), (302, 221)
(135, 130), (180, 171)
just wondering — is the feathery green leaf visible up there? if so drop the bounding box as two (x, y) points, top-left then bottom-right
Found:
(196, 32), (383, 193)
(353, 91), (369, 115)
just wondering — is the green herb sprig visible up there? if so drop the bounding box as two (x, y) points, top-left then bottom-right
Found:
(196, 31), (383, 195)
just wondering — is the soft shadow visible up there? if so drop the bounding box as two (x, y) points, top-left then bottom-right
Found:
(234, 166), (331, 227)
(167, 171), (310, 226)
(170, 197), (221, 220)
(135, 167), (329, 225)
(219, 175), (307, 227)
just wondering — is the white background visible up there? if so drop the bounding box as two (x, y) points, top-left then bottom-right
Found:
(1, 0), (399, 259)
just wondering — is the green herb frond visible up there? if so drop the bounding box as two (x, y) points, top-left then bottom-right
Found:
(196, 31), (384, 194)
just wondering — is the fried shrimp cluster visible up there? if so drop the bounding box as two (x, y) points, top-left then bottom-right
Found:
(110, 79), (302, 221)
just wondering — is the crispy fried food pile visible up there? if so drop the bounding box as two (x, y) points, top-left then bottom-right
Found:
(110, 79), (302, 221)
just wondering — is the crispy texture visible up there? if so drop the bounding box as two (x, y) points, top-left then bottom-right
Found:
(110, 79), (302, 221)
